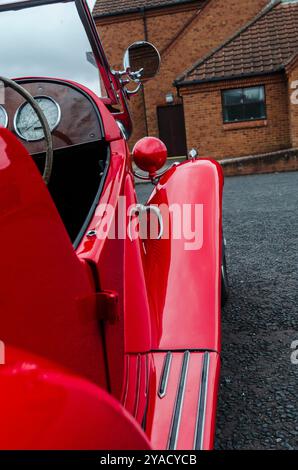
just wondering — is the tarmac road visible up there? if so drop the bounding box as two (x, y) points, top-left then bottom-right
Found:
(136, 171), (298, 450)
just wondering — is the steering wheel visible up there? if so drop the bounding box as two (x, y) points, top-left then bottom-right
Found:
(0, 76), (53, 185)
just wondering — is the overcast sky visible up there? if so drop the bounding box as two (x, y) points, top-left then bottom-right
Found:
(0, 1), (102, 95)
(86, 0), (97, 9)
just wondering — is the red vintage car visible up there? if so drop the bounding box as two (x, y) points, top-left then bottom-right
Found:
(0, 0), (228, 451)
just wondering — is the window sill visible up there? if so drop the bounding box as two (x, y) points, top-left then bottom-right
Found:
(223, 120), (267, 131)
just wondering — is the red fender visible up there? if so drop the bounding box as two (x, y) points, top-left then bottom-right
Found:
(141, 159), (223, 450)
(145, 159), (224, 352)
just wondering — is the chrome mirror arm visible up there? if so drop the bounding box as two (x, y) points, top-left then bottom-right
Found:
(111, 67), (143, 95)
(129, 68), (144, 81)
(125, 82), (142, 96)
(111, 67), (144, 82)
(111, 67), (130, 78)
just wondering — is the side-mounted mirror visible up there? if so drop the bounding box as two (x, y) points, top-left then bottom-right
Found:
(113, 42), (160, 95)
(123, 41), (160, 83)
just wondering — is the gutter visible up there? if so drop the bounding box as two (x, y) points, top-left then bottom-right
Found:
(93, 0), (201, 19)
(174, 68), (285, 88)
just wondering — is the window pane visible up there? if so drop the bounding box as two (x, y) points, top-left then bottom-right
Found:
(223, 89), (243, 105)
(224, 104), (244, 122)
(244, 86), (264, 103)
(222, 86), (266, 122)
(244, 102), (266, 120)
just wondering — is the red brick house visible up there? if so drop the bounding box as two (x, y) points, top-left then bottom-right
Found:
(175, 0), (298, 159)
(93, 0), (268, 154)
(93, 0), (297, 162)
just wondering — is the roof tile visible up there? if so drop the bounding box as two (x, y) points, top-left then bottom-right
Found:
(93, 0), (198, 17)
(176, 0), (298, 84)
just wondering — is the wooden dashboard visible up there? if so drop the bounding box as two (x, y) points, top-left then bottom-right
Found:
(2, 80), (103, 154)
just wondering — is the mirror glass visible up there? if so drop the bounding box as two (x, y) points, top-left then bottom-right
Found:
(123, 41), (160, 82)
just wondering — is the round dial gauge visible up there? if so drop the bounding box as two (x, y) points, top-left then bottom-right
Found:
(0, 105), (8, 128)
(14, 96), (61, 141)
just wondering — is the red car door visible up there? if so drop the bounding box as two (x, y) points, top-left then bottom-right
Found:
(76, 138), (152, 423)
(0, 127), (107, 387)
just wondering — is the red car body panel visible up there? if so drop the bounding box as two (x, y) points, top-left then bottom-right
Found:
(77, 138), (153, 399)
(0, 347), (151, 450)
(0, 128), (108, 386)
(0, 0), (224, 450)
(145, 159), (223, 352)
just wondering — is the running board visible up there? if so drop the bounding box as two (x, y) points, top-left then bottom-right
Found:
(147, 351), (220, 450)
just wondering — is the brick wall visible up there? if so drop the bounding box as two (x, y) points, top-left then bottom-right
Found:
(143, 0), (268, 139)
(180, 74), (291, 159)
(95, 0), (268, 146)
(287, 59), (298, 148)
(96, 4), (196, 144)
(97, 7), (195, 67)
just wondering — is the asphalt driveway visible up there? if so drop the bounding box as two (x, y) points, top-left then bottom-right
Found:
(137, 170), (298, 450)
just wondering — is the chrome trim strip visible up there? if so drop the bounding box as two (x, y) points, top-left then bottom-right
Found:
(194, 352), (210, 450)
(133, 354), (141, 418)
(158, 352), (172, 399)
(141, 355), (150, 431)
(122, 355), (130, 407)
(116, 119), (128, 140)
(167, 351), (190, 450)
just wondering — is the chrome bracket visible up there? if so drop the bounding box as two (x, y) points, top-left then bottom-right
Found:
(188, 148), (199, 160)
(128, 204), (164, 241)
(112, 67), (144, 96)
(132, 162), (179, 185)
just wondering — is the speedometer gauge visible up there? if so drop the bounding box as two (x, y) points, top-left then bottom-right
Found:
(0, 105), (8, 128)
(14, 96), (61, 141)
